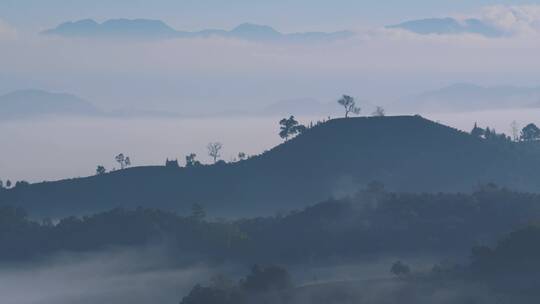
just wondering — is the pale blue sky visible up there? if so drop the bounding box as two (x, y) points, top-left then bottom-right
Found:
(3, 0), (540, 31)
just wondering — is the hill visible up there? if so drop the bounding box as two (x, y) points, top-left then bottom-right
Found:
(41, 19), (354, 42)
(2, 115), (540, 218)
(0, 89), (102, 119)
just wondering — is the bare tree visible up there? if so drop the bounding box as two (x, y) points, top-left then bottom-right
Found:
(510, 120), (520, 142)
(207, 142), (223, 163)
(337, 95), (360, 118)
(372, 106), (386, 117)
(115, 154), (125, 169)
(115, 153), (131, 169)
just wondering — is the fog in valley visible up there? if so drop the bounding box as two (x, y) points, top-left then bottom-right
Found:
(0, 247), (453, 304)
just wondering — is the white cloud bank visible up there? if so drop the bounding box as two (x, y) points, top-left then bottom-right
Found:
(480, 5), (540, 36)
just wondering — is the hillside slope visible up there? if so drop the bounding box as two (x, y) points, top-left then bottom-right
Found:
(1, 116), (539, 218)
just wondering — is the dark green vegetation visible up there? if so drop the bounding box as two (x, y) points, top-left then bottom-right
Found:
(180, 265), (293, 304)
(178, 224), (540, 304)
(1, 186), (539, 264)
(3, 116), (540, 219)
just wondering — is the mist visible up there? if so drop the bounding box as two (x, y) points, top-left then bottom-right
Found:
(0, 245), (455, 304)
(0, 247), (213, 304)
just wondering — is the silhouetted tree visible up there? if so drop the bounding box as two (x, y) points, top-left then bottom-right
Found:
(208, 142), (223, 163)
(185, 153), (200, 167)
(115, 153), (125, 168)
(96, 166), (106, 175)
(372, 106), (386, 117)
(5, 180), (11, 188)
(165, 159), (179, 168)
(279, 116), (306, 140)
(15, 181), (30, 188)
(521, 123), (540, 141)
(180, 284), (243, 304)
(484, 127), (494, 140)
(337, 95), (360, 118)
(391, 261), (411, 277)
(115, 153), (131, 169)
(238, 152), (247, 161)
(366, 180), (385, 194)
(471, 123), (485, 138)
(241, 265), (293, 293)
(481, 127), (510, 143)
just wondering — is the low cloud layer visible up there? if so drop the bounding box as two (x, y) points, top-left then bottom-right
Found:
(480, 5), (540, 36)
(0, 247), (214, 304)
(0, 19), (16, 39)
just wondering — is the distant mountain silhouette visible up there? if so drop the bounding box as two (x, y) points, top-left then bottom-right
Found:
(396, 83), (540, 112)
(2, 115), (539, 218)
(387, 18), (503, 37)
(42, 19), (355, 42)
(0, 89), (102, 119)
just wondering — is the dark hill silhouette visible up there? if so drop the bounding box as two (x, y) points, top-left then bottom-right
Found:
(2, 116), (540, 218)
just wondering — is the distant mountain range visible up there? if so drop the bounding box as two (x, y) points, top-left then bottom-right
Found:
(0, 89), (102, 119)
(396, 83), (540, 112)
(387, 18), (503, 37)
(41, 19), (355, 42)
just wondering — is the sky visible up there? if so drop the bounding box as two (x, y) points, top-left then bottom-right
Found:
(2, 0), (540, 32)
(2, 1), (540, 181)
(2, 2), (540, 112)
